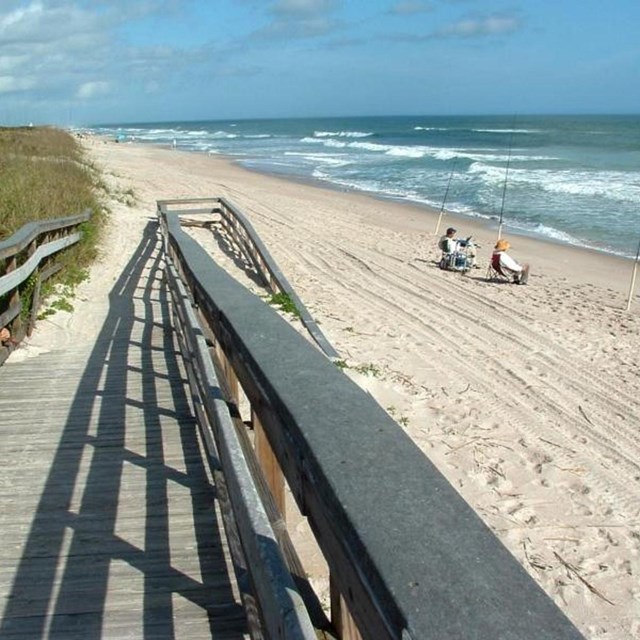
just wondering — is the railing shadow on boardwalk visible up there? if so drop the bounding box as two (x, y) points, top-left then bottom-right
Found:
(0, 222), (246, 640)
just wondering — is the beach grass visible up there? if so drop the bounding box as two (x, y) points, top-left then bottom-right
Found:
(0, 126), (104, 238)
(0, 126), (107, 317)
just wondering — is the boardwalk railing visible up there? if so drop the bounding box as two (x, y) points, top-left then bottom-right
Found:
(158, 198), (584, 640)
(0, 210), (91, 364)
(158, 197), (339, 359)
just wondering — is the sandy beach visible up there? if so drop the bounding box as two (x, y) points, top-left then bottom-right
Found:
(15, 137), (640, 639)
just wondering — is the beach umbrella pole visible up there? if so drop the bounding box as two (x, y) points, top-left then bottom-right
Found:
(625, 237), (640, 311)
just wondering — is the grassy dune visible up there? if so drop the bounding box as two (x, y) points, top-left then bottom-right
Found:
(0, 126), (107, 323)
(0, 126), (104, 242)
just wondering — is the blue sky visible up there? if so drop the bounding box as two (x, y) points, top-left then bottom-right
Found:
(1, 0), (638, 126)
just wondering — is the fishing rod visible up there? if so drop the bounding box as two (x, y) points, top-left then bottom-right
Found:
(434, 158), (457, 236)
(496, 127), (515, 241)
(625, 235), (640, 311)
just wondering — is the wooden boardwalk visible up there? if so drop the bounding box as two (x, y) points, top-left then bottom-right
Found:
(0, 223), (248, 640)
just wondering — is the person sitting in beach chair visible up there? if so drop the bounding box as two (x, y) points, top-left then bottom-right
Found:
(490, 239), (530, 284)
(438, 227), (458, 256)
(438, 227), (477, 271)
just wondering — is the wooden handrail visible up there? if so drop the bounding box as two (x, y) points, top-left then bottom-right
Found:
(158, 197), (340, 359)
(0, 211), (90, 260)
(158, 200), (584, 640)
(164, 258), (319, 640)
(0, 210), (90, 364)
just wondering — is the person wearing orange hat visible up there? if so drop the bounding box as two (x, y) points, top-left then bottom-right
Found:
(492, 239), (530, 284)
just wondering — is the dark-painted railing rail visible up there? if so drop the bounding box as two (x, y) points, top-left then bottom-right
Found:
(158, 197), (584, 640)
(0, 210), (91, 365)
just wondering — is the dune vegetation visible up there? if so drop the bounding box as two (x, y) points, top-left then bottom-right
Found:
(0, 126), (107, 322)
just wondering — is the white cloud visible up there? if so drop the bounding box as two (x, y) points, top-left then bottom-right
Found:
(254, 15), (337, 39)
(76, 80), (111, 99)
(0, 54), (28, 72)
(143, 79), (160, 94)
(0, 74), (36, 93)
(388, 10), (521, 42)
(435, 14), (520, 38)
(0, 2), (106, 47)
(0, 1), (41, 29)
(388, 1), (433, 16)
(0, 1), (185, 113)
(249, 0), (340, 39)
(270, 0), (336, 16)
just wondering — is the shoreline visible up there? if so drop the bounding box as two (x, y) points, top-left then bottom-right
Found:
(104, 116), (639, 262)
(233, 155), (636, 260)
(149, 140), (635, 299)
(149, 136), (635, 272)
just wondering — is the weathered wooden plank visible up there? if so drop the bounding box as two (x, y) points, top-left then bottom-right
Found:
(0, 520), (218, 543)
(1, 576), (241, 616)
(0, 453), (207, 472)
(0, 226), (247, 639)
(0, 610), (247, 640)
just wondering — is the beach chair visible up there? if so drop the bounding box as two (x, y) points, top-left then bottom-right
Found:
(439, 238), (473, 273)
(440, 249), (469, 272)
(486, 252), (512, 283)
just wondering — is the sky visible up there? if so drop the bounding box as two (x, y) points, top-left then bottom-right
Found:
(0, 0), (639, 126)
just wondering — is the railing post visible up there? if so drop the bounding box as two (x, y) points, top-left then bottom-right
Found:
(6, 256), (21, 337)
(253, 408), (286, 519)
(330, 576), (363, 640)
(27, 274), (42, 337)
(216, 340), (239, 407)
(27, 237), (38, 258)
(25, 238), (39, 336)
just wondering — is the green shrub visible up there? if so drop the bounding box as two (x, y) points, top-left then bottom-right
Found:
(267, 291), (301, 318)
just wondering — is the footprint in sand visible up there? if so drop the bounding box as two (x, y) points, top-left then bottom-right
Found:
(527, 450), (553, 474)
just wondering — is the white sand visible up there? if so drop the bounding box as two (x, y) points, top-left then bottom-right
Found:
(15, 137), (640, 639)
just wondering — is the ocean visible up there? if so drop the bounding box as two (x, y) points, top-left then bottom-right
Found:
(87, 115), (640, 258)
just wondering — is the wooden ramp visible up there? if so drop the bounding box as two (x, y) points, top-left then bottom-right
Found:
(0, 223), (248, 640)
